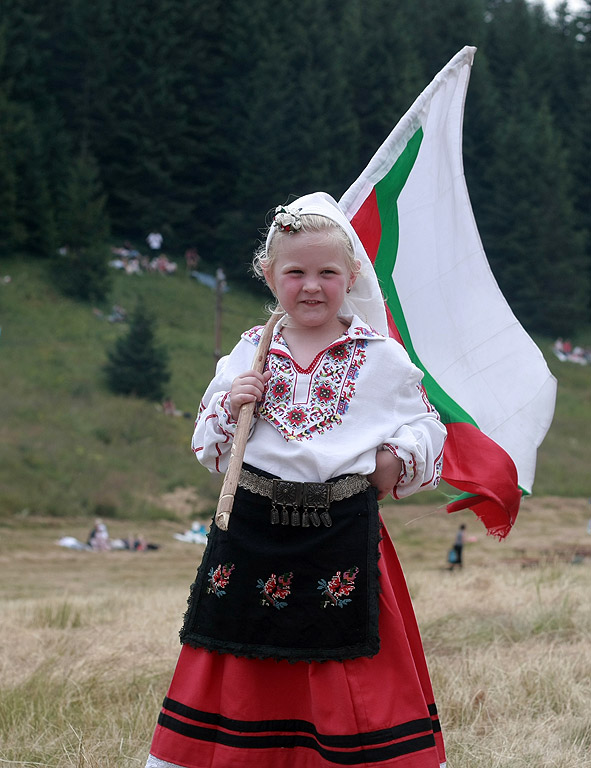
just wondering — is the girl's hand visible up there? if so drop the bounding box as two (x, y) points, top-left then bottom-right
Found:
(368, 448), (404, 501)
(229, 370), (272, 421)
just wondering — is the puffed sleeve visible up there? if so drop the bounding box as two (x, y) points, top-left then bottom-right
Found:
(191, 337), (258, 474)
(382, 366), (446, 499)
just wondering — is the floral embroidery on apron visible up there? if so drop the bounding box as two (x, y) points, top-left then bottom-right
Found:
(207, 563), (235, 597)
(180, 481), (381, 663)
(318, 567), (359, 608)
(257, 572), (293, 609)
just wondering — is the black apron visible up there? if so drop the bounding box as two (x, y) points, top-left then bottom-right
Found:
(180, 466), (382, 663)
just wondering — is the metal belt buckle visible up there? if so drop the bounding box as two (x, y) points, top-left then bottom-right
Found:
(272, 479), (302, 507)
(270, 480), (333, 528)
(303, 482), (332, 509)
(271, 480), (302, 525)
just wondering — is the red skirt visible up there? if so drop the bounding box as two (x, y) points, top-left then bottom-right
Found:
(146, 523), (445, 768)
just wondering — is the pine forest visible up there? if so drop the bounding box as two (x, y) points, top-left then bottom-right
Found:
(1, 0), (590, 337)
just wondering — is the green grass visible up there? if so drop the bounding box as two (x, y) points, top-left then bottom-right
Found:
(1, 257), (590, 521)
(533, 337), (591, 496)
(0, 258), (265, 519)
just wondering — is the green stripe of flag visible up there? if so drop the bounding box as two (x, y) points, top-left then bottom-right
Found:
(372, 128), (477, 428)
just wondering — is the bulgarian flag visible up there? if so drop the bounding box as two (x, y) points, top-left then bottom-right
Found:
(340, 46), (556, 539)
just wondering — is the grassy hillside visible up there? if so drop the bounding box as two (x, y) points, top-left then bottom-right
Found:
(0, 258), (589, 522)
(535, 338), (591, 497)
(0, 258), (266, 520)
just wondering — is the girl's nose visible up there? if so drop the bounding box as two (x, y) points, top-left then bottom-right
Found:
(303, 276), (320, 292)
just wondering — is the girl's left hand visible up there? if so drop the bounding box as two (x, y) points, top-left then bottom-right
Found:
(368, 449), (404, 500)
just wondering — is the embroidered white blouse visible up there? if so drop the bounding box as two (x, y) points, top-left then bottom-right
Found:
(192, 315), (446, 498)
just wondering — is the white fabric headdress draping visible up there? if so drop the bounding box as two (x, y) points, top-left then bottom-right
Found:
(265, 192), (388, 335)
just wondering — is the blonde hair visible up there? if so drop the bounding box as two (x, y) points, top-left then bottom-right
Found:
(252, 213), (359, 281)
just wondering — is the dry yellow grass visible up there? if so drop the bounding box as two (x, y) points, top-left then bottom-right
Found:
(1, 496), (590, 766)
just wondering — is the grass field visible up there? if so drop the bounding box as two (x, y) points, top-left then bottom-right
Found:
(1, 497), (590, 767)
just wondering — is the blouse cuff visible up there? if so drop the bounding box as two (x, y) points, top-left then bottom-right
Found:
(214, 392), (238, 435)
(383, 443), (417, 498)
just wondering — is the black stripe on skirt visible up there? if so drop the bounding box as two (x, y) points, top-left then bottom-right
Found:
(157, 697), (441, 765)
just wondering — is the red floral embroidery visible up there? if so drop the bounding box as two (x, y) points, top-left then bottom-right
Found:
(271, 379), (290, 399)
(314, 383), (336, 403)
(207, 562), (235, 597)
(351, 326), (380, 338)
(287, 408), (306, 426)
(329, 344), (349, 361)
(257, 572), (293, 609)
(318, 567), (359, 608)
(241, 326), (264, 344)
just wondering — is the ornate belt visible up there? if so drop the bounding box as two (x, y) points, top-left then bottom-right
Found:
(238, 467), (370, 528)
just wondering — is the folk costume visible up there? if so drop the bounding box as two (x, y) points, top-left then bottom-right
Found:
(145, 194), (448, 768)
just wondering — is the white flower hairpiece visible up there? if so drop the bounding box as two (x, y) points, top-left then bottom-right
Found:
(272, 205), (302, 233)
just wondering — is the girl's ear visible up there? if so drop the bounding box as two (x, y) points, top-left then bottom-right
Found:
(349, 259), (361, 290)
(263, 267), (275, 295)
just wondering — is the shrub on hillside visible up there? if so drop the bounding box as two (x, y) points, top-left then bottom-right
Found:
(52, 242), (112, 302)
(104, 301), (170, 401)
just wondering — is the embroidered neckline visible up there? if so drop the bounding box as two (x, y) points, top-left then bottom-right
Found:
(241, 316), (385, 349)
(259, 338), (368, 441)
(268, 316), (383, 373)
(273, 339), (349, 374)
(242, 316), (380, 442)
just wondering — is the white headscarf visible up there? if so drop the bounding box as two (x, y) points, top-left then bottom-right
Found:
(265, 192), (388, 335)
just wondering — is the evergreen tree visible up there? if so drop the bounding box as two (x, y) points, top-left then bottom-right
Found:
(174, 0), (230, 255)
(0, 2), (67, 257)
(51, 149), (111, 301)
(484, 0), (554, 102)
(406, 0), (485, 80)
(205, 0), (273, 275)
(463, 49), (503, 245)
(89, 0), (203, 244)
(0, 91), (19, 256)
(0, 99), (57, 258)
(570, 0), (591, 314)
(216, 0), (363, 277)
(482, 73), (586, 335)
(11, 107), (58, 257)
(348, 0), (425, 170)
(291, 0), (360, 196)
(104, 300), (171, 401)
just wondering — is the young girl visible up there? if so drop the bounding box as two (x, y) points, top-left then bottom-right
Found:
(145, 192), (447, 768)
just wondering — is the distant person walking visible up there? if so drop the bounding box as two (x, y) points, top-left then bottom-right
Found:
(449, 523), (466, 570)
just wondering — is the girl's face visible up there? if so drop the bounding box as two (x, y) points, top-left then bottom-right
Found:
(264, 232), (359, 333)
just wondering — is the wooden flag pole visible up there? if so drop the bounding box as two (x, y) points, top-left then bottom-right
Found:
(214, 312), (282, 531)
